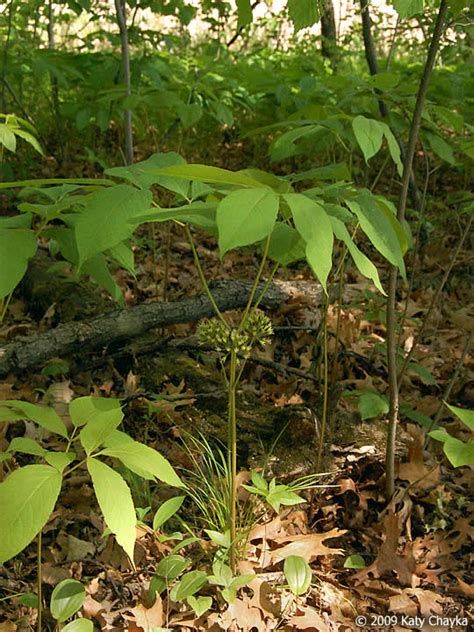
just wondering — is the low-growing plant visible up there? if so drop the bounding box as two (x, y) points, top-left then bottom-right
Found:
(49, 578), (92, 632)
(429, 403), (474, 468)
(0, 396), (184, 566)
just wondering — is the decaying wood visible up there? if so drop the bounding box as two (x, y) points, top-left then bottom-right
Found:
(0, 279), (322, 377)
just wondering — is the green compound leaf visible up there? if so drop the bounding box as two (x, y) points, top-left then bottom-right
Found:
(87, 457), (136, 563)
(217, 188), (279, 257)
(79, 405), (123, 455)
(69, 396), (123, 428)
(148, 163), (263, 188)
(0, 465), (62, 564)
(107, 151), (187, 194)
(75, 184), (152, 268)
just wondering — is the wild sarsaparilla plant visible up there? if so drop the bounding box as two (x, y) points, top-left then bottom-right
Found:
(0, 151), (407, 572)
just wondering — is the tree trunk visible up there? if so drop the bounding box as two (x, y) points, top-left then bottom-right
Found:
(114, 0), (134, 165)
(320, 0), (338, 70)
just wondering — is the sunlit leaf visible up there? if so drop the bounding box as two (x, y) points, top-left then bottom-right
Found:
(0, 465), (62, 564)
(87, 457), (136, 562)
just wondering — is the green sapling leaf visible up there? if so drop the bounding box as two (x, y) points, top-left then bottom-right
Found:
(50, 579), (86, 623)
(0, 465), (62, 564)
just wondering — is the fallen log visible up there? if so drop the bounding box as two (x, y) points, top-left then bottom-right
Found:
(0, 279), (322, 377)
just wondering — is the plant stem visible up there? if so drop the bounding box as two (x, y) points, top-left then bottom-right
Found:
(228, 349), (238, 572)
(316, 300), (329, 471)
(0, 292), (13, 322)
(385, 0), (448, 500)
(239, 234), (271, 330)
(37, 531), (42, 632)
(253, 262), (279, 310)
(185, 225), (227, 326)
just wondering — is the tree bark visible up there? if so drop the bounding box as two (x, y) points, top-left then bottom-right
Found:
(320, 0), (338, 70)
(359, 0), (421, 212)
(385, 0), (449, 500)
(0, 280), (320, 377)
(114, 0), (134, 165)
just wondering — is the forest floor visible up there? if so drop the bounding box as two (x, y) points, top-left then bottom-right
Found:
(0, 143), (472, 631)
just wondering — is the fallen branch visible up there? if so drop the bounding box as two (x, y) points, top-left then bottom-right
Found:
(0, 279), (320, 377)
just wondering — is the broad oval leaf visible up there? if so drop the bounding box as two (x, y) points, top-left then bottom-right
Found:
(130, 202), (217, 231)
(70, 396), (123, 428)
(344, 554), (366, 569)
(153, 496), (186, 530)
(283, 555), (312, 595)
(106, 151), (187, 195)
(0, 465), (62, 564)
(169, 571), (208, 602)
(75, 185), (152, 268)
(284, 193), (334, 291)
(443, 437), (474, 468)
(358, 391), (389, 420)
(267, 223), (305, 266)
(1, 400), (68, 438)
(380, 123), (403, 177)
(102, 430), (184, 488)
(156, 554), (190, 580)
(78, 398), (124, 455)
(0, 229), (37, 299)
(187, 595), (212, 617)
(62, 620), (94, 632)
(393, 0), (424, 19)
(87, 457), (136, 562)
(330, 217), (385, 294)
(50, 579), (86, 623)
(346, 191), (406, 279)
(7, 437), (46, 456)
(149, 164), (262, 188)
(217, 188), (279, 257)
(445, 403), (474, 431)
(352, 116), (384, 163)
(45, 451), (75, 473)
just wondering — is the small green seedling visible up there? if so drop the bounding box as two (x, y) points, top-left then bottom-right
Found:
(283, 555), (312, 596)
(50, 579), (93, 631)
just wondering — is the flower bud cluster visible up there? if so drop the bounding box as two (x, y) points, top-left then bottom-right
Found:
(197, 311), (273, 358)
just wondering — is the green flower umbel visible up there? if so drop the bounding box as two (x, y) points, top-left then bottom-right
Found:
(197, 311), (273, 359)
